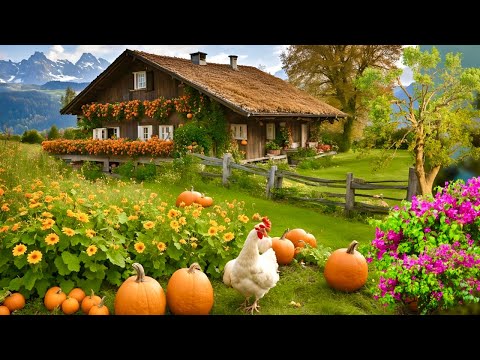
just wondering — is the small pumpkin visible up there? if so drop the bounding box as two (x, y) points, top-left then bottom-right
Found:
(0, 306), (10, 315)
(166, 263), (214, 315)
(241, 139), (247, 145)
(3, 292), (26, 312)
(114, 263), (166, 315)
(81, 289), (102, 314)
(61, 297), (80, 315)
(44, 287), (67, 311)
(271, 229), (295, 265)
(195, 194), (214, 208)
(186, 113), (193, 119)
(304, 233), (317, 248)
(285, 228), (307, 248)
(323, 240), (368, 292)
(68, 288), (86, 304)
(89, 296), (110, 315)
(176, 186), (202, 207)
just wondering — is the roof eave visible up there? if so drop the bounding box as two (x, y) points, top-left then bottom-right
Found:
(247, 112), (346, 119)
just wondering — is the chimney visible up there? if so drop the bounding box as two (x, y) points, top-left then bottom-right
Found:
(190, 51), (207, 65)
(229, 55), (238, 70)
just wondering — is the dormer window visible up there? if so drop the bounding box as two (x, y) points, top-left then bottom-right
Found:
(133, 71), (147, 90)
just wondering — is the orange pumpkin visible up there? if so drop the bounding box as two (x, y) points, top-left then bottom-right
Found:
(196, 195), (214, 208)
(0, 306), (10, 315)
(304, 233), (317, 248)
(114, 263), (166, 315)
(81, 289), (102, 314)
(241, 139), (247, 145)
(61, 297), (80, 315)
(186, 113), (193, 119)
(44, 287), (67, 311)
(3, 292), (25, 312)
(271, 229), (295, 265)
(89, 296), (110, 315)
(323, 240), (368, 292)
(68, 288), (86, 303)
(285, 228), (307, 248)
(176, 187), (202, 207)
(166, 263), (214, 315)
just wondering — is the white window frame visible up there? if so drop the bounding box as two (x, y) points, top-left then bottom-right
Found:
(93, 128), (107, 140)
(266, 123), (275, 140)
(133, 71), (147, 90)
(159, 125), (173, 140)
(230, 123), (247, 140)
(137, 125), (153, 141)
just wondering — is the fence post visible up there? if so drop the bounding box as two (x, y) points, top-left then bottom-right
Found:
(266, 165), (277, 199)
(345, 172), (355, 217)
(222, 153), (232, 186)
(406, 167), (419, 201)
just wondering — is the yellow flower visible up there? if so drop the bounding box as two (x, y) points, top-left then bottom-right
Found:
(156, 242), (167, 252)
(209, 220), (218, 226)
(121, 197), (128, 204)
(27, 250), (42, 264)
(12, 243), (27, 256)
(224, 217), (231, 223)
(50, 181), (59, 188)
(208, 226), (218, 236)
(77, 198), (85, 205)
(85, 229), (96, 238)
(151, 240), (157, 245)
(179, 217), (187, 225)
(42, 211), (53, 218)
(228, 203), (234, 209)
(192, 210), (201, 218)
(76, 212), (89, 223)
(238, 214), (249, 223)
(73, 183), (80, 188)
(223, 232), (235, 242)
(143, 221), (155, 230)
(114, 224), (120, 229)
(103, 209), (110, 215)
(41, 218), (55, 230)
(170, 220), (179, 230)
(44, 195), (54, 203)
(66, 209), (76, 217)
(13, 185), (22, 192)
(86, 245), (98, 256)
(134, 242), (146, 253)
(45, 233), (60, 245)
(133, 205), (141, 212)
(156, 215), (165, 223)
(62, 227), (75, 237)
(0, 188), (5, 196)
(190, 237), (198, 242)
(218, 225), (226, 232)
(179, 239), (187, 245)
(160, 201), (167, 207)
(29, 202), (42, 209)
(88, 194), (96, 201)
(167, 209), (179, 219)
(220, 211), (227, 218)
(128, 215), (138, 221)
(0, 225), (9, 233)
(252, 213), (261, 221)
(150, 192), (158, 199)
(11, 223), (20, 231)
(157, 206), (165, 212)
(191, 242), (198, 249)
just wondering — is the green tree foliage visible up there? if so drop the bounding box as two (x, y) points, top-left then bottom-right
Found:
(47, 125), (60, 140)
(357, 46), (480, 195)
(60, 86), (76, 108)
(281, 45), (402, 151)
(21, 129), (44, 144)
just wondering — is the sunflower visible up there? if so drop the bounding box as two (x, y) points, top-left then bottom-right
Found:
(1, 204), (10, 212)
(192, 210), (201, 219)
(224, 217), (231, 224)
(223, 232), (235, 242)
(42, 211), (53, 218)
(170, 220), (180, 231)
(11, 223), (20, 231)
(191, 242), (198, 249)
(29, 202), (42, 209)
(179, 239), (187, 245)
(134, 242), (146, 253)
(133, 205), (141, 212)
(41, 218), (55, 230)
(128, 215), (138, 221)
(208, 226), (218, 236)
(0, 225), (9, 233)
(167, 209), (179, 219)
(143, 221), (155, 230)
(44, 195), (54, 203)
(252, 213), (261, 221)
(178, 217), (187, 225)
(62, 227), (75, 237)
(27, 250), (42, 264)
(85, 229), (96, 238)
(76, 212), (89, 223)
(66, 209), (76, 217)
(86, 245), (98, 256)
(237, 214), (249, 223)
(12, 244), (27, 256)
(156, 242), (167, 252)
(209, 220), (218, 226)
(45, 233), (60, 245)
(218, 225), (226, 232)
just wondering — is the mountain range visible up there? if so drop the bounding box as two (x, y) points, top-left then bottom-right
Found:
(0, 51), (110, 85)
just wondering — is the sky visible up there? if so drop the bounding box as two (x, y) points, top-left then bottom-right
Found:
(0, 44), (414, 85)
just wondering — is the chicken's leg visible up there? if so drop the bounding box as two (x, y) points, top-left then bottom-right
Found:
(244, 299), (260, 314)
(237, 297), (250, 312)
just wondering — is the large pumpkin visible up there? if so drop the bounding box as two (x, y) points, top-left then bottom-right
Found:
(323, 240), (368, 292)
(166, 263), (214, 315)
(285, 228), (307, 248)
(3, 292), (25, 312)
(176, 187), (202, 207)
(44, 286), (67, 311)
(114, 263), (166, 315)
(271, 229), (295, 265)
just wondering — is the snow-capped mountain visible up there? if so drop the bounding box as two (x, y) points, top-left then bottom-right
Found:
(0, 51), (110, 85)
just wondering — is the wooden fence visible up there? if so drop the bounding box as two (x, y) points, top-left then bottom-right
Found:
(192, 153), (419, 215)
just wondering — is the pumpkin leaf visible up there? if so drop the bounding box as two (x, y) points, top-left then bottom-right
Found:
(118, 212), (128, 224)
(106, 250), (125, 268)
(9, 277), (23, 291)
(61, 251), (81, 272)
(0, 249), (10, 268)
(14, 255), (28, 270)
(54, 256), (71, 276)
(35, 278), (50, 298)
(106, 269), (122, 286)
(23, 269), (37, 290)
(59, 279), (75, 294)
(166, 243), (182, 261)
(77, 278), (102, 294)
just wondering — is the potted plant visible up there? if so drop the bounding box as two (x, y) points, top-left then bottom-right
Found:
(308, 121), (320, 148)
(265, 140), (281, 155)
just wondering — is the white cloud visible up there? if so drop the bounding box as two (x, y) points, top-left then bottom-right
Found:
(396, 45), (418, 86)
(46, 45), (65, 61)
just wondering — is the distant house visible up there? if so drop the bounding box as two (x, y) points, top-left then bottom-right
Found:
(60, 49), (346, 160)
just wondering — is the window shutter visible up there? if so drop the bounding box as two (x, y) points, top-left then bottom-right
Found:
(115, 127), (120, 138)
(93, 129), (97, 139)
(138, 126), (143, 141)
(147, 125), (152, 140)
(129, 74), (135, 90)
(147, 71), (154, 91)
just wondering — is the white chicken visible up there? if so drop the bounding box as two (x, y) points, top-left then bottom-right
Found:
(223, 219), (279, 314)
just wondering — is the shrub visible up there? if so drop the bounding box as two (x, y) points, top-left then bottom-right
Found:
(173, 122), (212, 157)
(81, 161), (105, 181)
(47, 125), (60, 140)
(21, 130), (44, 144)
(366, 178), (480, 314)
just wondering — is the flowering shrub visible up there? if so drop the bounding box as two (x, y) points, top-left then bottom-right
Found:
(42, 137), (174, 157)
(0, 174), (263, 298)
(366, 177), (480, 314)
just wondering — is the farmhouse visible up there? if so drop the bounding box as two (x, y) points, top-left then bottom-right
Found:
(61, 49), (346, 159)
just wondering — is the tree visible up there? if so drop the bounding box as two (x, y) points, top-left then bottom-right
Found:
(60, 87), (76, 108)
(47, 125), (60, 140)
(281, 45), (402, 151)
(358, 46), (480, 195)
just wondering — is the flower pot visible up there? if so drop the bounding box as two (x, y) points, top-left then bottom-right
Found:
(307, 141), (318, 148)
(267, 149), (281, 156)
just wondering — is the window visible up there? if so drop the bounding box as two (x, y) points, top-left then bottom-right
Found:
(133, 71), (146, 90)
(107, 127), (120, 139)
(159, 125), (173, 140)
(230, 124), (247, 140)
(137, 125), (152, 141)
(93, 128), (107, 140)
(266, 123), (275, 140)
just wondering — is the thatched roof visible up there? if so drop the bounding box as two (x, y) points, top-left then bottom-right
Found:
(61, 49), (346, 118)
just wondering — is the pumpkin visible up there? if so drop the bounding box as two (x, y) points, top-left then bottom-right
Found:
(323, 240), (368, 292)
(304, 233), (317, 248)
(89, 296), (110, 315)
(166, 263), (214, 315)
(196, 195), (214, 208)
(81, 289), (102, 314)
(271, 229), (295, 265)
(0, 305), (10, 315)
(176, 187), (202, 207)
(61, 297), (80, 315)
(285, 228), (307, 248)
(68, 288), (86, 303)
(3, 292), (25, 312)
(186, 113), (193, 119)
(241, 139), (247, 145)
(44, 287), (67, 311)
(114, 262), (166, 315)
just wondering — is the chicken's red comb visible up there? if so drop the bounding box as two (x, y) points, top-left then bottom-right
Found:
(262, 216), (271, 228)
